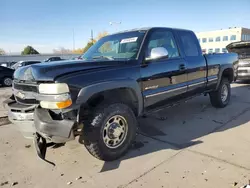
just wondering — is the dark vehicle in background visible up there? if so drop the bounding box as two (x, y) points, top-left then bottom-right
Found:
(0, 62), (17, 68)
(44, 57), (64, 62)
(6, 27), (238, 164)
(0, 66), (14, 86)
(227, 41), (250, 80)
(11, 60), (41, 70)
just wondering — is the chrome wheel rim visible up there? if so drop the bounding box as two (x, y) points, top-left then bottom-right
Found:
(103, 115), (128, 149)
(221, 84), (228, 102)
(4, 78), (12, 86)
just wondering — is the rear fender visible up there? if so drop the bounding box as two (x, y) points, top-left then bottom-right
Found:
(216, 65), (234, 90)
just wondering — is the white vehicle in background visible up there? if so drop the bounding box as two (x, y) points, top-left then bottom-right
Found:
(227, 41), (250, 81)
(1, 63), (7, 67)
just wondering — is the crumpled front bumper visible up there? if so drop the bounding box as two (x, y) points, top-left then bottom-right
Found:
(5, 100), (36, 139)
(6, 100), (76, 143)
(34, 108), (75, 143)
(6, 99), (77, 165)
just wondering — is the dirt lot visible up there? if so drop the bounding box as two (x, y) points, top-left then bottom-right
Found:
(0, 86), (12, 117)
(1, 83), (250, 188)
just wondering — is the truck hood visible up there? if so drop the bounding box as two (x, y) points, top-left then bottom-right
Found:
(226, 41), (250, 57)
(14, 60), (127, 82)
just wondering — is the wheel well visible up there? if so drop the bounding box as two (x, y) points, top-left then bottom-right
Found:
(222, 68), (234, 83)
(84, 88), (139, 116)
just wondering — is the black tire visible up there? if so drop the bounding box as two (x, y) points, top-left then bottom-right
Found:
(209, 78), (231, 108)
(81, 103), (137, 161)
(2, 77), (12, 87)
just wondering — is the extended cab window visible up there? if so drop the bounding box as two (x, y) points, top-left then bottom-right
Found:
(146, 30), (179, 59)
(179, 31), (200, 57)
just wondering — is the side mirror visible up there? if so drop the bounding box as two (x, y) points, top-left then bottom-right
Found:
(146, 47), (169, 61)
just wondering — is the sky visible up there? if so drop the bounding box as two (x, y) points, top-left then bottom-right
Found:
(0, 0), (250, 54)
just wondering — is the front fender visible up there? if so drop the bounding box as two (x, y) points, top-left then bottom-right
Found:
(76, 79), (143, 115)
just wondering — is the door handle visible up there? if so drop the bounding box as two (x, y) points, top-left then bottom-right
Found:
(179, 64), (186, 70)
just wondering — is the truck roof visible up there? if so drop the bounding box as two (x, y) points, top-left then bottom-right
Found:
(113, 27), (192, 35)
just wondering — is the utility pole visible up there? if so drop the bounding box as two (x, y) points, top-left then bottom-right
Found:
(72, 29), (75, 51)
(91, 29), (94, 44)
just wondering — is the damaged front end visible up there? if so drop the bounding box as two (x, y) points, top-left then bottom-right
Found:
(227, 41), (250, 80)
(6, 78), (80, 165)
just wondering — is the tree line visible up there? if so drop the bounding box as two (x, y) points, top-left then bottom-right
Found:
(0, 31), (108, 56)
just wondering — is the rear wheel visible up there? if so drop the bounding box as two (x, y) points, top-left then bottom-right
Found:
(209, 78), (231, 108)
(2, 77), (12, 87)
(81, 103), (137, 161)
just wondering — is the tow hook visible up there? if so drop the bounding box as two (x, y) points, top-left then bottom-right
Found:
(33, 133), (55, 166)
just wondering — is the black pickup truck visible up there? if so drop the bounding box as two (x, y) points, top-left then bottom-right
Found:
(6, 27), (238, 163)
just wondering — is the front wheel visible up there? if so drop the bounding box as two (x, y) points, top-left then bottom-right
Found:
(209, 78), (231, 108)
(81, 103), (137, 161)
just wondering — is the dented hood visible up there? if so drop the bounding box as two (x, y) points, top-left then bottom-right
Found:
(13, 59), (126, 82)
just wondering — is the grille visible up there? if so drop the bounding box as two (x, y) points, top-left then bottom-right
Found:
(13, 81), (39, 105)
(239, 64), (250, 67)
(13, 82), (38, 92)
(238, 70), (248, 73)
(15, 96), (39, 105)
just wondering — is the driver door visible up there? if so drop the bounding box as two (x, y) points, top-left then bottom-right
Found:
(140, 28), (188, 111)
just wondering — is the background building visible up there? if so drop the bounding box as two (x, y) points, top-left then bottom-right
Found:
(196, 27), (250, 54)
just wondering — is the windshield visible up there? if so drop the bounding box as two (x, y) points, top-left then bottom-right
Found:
(81, 31), (146, 61)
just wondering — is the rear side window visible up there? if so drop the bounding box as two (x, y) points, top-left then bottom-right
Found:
(179, 31), (200, 57)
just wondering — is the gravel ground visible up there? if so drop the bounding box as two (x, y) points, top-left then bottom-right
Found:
(0, 86), (12, 117)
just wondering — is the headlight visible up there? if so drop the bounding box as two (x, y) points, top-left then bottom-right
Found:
(38, 83), (72, 109)
(39, 83), (69, 94)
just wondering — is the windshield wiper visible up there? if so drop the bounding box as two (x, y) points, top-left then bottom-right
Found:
(92, 56), (114, 60)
